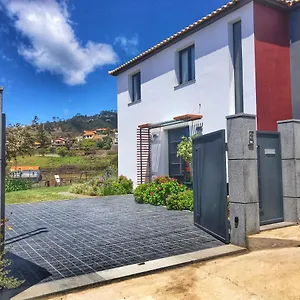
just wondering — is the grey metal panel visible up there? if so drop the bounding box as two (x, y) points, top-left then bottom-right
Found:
(257, 131), (284, 225)
(192, 130), (229, 244)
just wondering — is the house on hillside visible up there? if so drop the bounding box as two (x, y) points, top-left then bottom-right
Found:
(109, 0), (299, 186)
(52, 137), (66, 147)
(34, 142), (41, 148)
(95, 128), (109, 135)
(10, 166), (41, 183)
(81, 130), (102, 141)
(82, 130), (96, 139)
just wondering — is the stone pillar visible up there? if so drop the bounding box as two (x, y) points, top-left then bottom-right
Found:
(226, 114), (260, 247)
(277, 120), (300, 223)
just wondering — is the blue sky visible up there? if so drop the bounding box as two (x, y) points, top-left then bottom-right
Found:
(0, 0), (228, 125)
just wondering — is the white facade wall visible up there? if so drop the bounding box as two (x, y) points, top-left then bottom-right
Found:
(117, 2), (256, 185)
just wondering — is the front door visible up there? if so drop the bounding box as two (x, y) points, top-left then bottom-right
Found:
(257, 131), (284, 225)
(168, 127), (189, 182)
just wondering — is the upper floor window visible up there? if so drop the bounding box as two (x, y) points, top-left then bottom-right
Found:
(232, 21), (244, 113)
(179, 45), (195, 84)
(131, 72), (141, 102)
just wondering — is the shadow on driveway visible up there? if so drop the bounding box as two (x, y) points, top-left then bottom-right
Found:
(0, 252), (51, 300)
(6, 228), (49, 246)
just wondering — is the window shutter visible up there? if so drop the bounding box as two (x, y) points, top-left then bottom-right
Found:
(137, 128), (151, 184)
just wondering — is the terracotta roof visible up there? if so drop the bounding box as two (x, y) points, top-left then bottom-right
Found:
(83, 130), (96, 136)
(109, 0), (294, 76)
(10, 166), (39, 171)
(173, 114), (203, 121)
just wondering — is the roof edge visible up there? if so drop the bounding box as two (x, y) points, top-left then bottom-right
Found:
(109, 0), (293, 76)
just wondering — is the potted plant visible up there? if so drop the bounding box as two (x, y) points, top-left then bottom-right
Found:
(177, 135), (197, 190)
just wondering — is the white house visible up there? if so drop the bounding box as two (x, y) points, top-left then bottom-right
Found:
(109, 0), (298, 186)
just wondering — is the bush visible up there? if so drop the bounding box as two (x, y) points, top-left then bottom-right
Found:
(102, 180), (127, 196)
(69, 183), (102, 196)
(133, 176), (187, 206)
(5, 178), (32, 193)
(69, 175), (132, 197)
(56, 147), (69, 157)
(133, 184), (148, 204)
(97, 136), (113, 150)
(118, 175), (133, 194)
(166, 190), (193, 211)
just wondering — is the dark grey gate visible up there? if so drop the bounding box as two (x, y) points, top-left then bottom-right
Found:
(257, 131), (284, 225)
(192, 130), (229, 244)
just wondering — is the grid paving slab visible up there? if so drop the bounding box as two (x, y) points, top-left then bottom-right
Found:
(4, 195), (223, 287)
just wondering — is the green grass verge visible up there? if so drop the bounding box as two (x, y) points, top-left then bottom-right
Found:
(6, 186), (75, 205)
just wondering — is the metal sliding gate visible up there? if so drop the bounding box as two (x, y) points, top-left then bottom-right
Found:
(192, 130), (229, 244)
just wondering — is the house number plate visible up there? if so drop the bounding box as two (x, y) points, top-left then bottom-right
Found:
(265, 149), (276, 155)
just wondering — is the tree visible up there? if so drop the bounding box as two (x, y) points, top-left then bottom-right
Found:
(64, 137), (75, 150)
(31, 116), (39, 130)
(56, 147), (69, 157)
(79, 139), (97, 155)
(97, 136), (113, 150)
(6, 124), (35, 163)
(36, 124), (50, 152)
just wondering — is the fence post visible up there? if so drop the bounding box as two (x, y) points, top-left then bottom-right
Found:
(277, 120), (300, 223)
(226, 113), (260, 247)
(0, 87), (5, 252)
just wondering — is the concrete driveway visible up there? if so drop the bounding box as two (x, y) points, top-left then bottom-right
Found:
(4, 195), (222, 292)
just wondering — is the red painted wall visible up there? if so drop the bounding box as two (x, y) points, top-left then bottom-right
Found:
(254, 2), (292, 131)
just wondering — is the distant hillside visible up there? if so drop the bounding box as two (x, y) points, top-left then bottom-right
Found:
(43, 110), (117, 135)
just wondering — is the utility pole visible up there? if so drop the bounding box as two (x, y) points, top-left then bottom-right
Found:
(0, 87), (5, 252)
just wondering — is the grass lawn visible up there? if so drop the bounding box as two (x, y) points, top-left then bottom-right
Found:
(6, 186), (75, 205)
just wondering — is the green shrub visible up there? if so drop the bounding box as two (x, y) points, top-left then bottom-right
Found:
(56, 147), (69, 157)
(5, 178), (32, 193)
(166, 190), (193, 211)
(70, 175), (132, 197)
(133, 184), (148, 204)
(133, 176), (187, 206)
(118, 175), (133, 194)
(69, 183), (102, 196)
(102, 180), (127, 196)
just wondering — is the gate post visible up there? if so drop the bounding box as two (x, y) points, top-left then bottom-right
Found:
(226, 114), (260, 247)
(277, 120), (300, 223)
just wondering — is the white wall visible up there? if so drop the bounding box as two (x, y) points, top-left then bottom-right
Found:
(117, 2), (256, 185)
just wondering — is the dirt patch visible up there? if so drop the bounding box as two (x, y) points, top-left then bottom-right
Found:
(248, 225), (300, 251)
(48, 246), (300, 300)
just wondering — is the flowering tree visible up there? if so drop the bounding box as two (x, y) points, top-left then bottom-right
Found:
(6, 124), (35, 163)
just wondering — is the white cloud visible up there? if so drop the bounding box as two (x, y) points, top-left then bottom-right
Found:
(1, 0), (118, 85)
(1, 54), (12, 61)
(115, 34), (139, 55)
